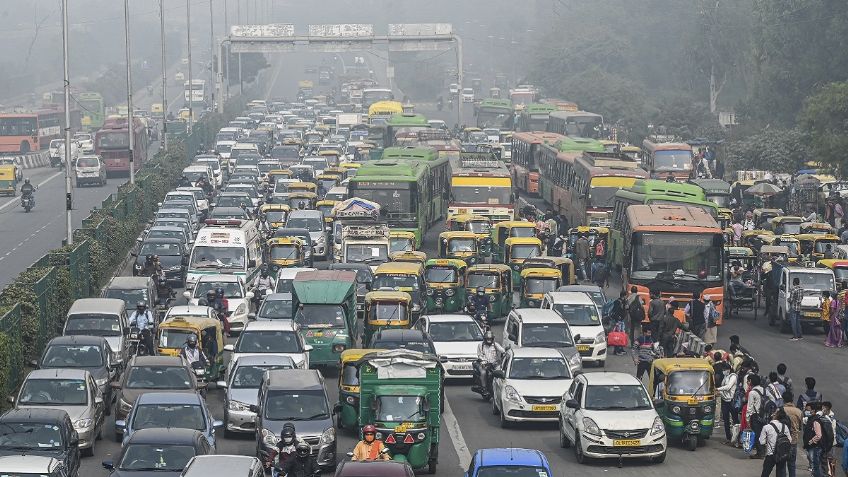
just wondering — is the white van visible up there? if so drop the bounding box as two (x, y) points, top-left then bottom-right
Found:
(186, 223), (261, 289)
(502, 308), (583, 375)
(541, 292), (606, 367)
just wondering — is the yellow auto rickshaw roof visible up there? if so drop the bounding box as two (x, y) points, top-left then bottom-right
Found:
(463, 127), (482, 132)
(269, 169), (292, 175)
(495, 221), (536, 231)
(505, 237), (542, 246)
(260, 203), (291, 212)
(340, 348), (387, 363)
(425, 258), (467, 269)
(289, 191), (318, 199)
(467, 264), (512, 273)
(569, 226), (609, 234)
(440, 231), (478, 240)
(742, 229), (772, 237)
(390, 231), (416, 239)
(317, 200), (339, 207)
(725, 246), (754, 257)
(759, 245), (790, 255)
(389, 250), (428, 262)
(802, 222), (836, 231)
(771, 216), (804, 224)
(796, 233), (840, 241)
(448, 213), (490, 223)
(318, 150), (340, 156)
(365, 290), (412, 303)
(267, 237), (303, 246)
(0, 165), (16, 176)
(316, 174), (339, 180)
(520, 268), (562, 279)
(651, 358), (715, 373)
(339, 162), (361, 169)
(375, 261), (424, 275)
(753, 208), (782, 215)
(717, 208), (733, 217)
(289, 181), (317, 189)
(773, 235), (800, 243)
(524, 256), (572, 266)
(817, 259), (848, 270)
(159, 315), (222, 331)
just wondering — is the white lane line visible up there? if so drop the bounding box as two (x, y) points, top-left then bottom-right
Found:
(442, 397), (472, 471)
(0, 170), (64, 212)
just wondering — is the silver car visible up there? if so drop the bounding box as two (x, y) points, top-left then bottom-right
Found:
(14, 369), (105, 456)
(286, 210), (328, 259)
(217, 355), (295, 436)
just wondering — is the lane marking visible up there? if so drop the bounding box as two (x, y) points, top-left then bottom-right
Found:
(0, 170), (64, 212)
(443, 397), (472, 471)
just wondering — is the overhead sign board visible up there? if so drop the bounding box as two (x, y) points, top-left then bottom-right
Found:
(230, 24), (294, 37)
(308, 24), (373, 37)
(388, 23), (452, 36)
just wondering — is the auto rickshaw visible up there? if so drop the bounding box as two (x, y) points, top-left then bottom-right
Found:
(740, 229), (773, 252)
(337, 348), (385, 430)
(520, 256), (576, 286)
(438, 231), (480, 265)
(288, 181), (317, 194)
(725, 247), (758, 318)
(266, 237), (305, 271)
(648, 358), (716, 450)
(504, 237), (542, 286)
(156, 315), (225, 384)
(372, 262), (426, 320)
(339, 162), (361, 177)
(519, 268), (562, 308)
(318, 149), (342, 167)
(491, 221), (537, 263)
(817, 259), (848, 289)
(770, 216), (804, 235)
(760, 234), (801, 262)
(565, 226), (610, 260)
(800, 222), (836, 235)
(798, 233), (841, 261)
(0, 165), (17, 196)
(446, 214), (492, 257)
(316, 174), (340, 196)
(753, 208), (782, 229)
(259, 203), (290, 231)
(267, 169), (293, 184)
(287, 191), (318, 209)
(424, 259), (467, 314)
(363, 291), (412, 345)
(316, 200), (338, 226)
(389, 250), (428, 266)
(464, 264), (512, 320)
(389, 231), (417, 254)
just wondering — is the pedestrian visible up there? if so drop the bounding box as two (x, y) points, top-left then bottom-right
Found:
(818, 402), (838, 477)
(625, 286), (645, 346)
(704, 297), (719, 345)
(658, 301), (685, 357)
(685, 292), (706, 339)
(797, 377), (823, 410)
(732, 220), (744, 246)
(648, 292), (665, 335)
(717, 362), (740, 443)
(746, 374), (767, 459)
(776, 363), (794, 396)
(744, 211), (756, 230)
(825, 290), (844, 347)
(574, 234), (590, 281)
(783, 391), (804, 477)
(803, 402), (826, 477)
(760, 408), (792, 477)
(634, 325), (657, 381)
(591, 259), (609, 288)
(840, 224), (848, 245)
(766, 372), (787, 410)
(789, 278), (805, 341)
(610, 305), (627, 356)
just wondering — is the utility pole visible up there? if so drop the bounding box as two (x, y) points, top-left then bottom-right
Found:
(61, 0), (73, 245)
(209, 0), (215, 109)
(160, 0), (168, 150)
(124, 0), (135, 184)
(186, 0), (193, 134)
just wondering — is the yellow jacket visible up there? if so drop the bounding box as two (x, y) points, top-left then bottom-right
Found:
(351, 440), (390, 461)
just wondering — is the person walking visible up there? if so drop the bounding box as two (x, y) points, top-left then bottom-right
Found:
(789, 278), (805, 341)
(747, 374), (767, 459)
(704, 297), (719, 345)
(625, 287), (645, 346)
(776, 364), (794, 396)
(717, 363), (740, 444)
(634, 325), (657, 381)
(648, 292), (665, 335)
(819, 402), (837, 477)
(658, 302), (686, 357)
(574, 234), (590, 281)
(803, 403), (826, 477)
(685, 292), (706, 339)
(760, 409), (792, 477)
(797, 377), (823, 409)
(825, 290), (843, 347)
(782, 392), (803, 477)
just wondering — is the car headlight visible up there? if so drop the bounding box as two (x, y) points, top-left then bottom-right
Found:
(262, 428), (280, 446)
(445, 289), (455, 297)
(74, 419), (93, 430)
(95, 377), (108, 388)
(650, 416), (665, 436)
(228, 400), (252, 412)
(296, 358), (307, 369)
(594, 332), (605, 344)
(582, 417), (601, 436)
(168, 265), (181, 271)
(321, 427), (335, 444)
(236, 303), (246, 315)
(504, 385), (522, 404)
(426, 289), (434, 296)
(569, 353), (582, 366)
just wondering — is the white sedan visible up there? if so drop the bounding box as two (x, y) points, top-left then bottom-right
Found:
(184, 274), (253, 334)
(414, 314), (483, 379)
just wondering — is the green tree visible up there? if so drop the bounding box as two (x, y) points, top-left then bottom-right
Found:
(798, 81), (848, 176)
(726, 127), (809, 173)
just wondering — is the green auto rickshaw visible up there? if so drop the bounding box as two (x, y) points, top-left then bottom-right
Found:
(648, 358), (716, 451)
(363, 291), (412, 346)
(491, 221), (537, 263)
(465, 264), (513, 320)
(337, 348), (385, 430)
(424, 259), (467, 314)
(156, 315), (225, 385)
(504, 237), (542, 286)
(446, 214), (492, 257)
(519, 268), (562, 308)
(438, 231), (480, 265)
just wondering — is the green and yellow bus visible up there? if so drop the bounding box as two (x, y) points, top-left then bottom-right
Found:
(475, 98), (514, 129)
(367, 113), (430, 158)
(78, 92), (105, 131)
(537, 136), (605, 206)
(515, 103), (557, 132)
(381, 146), (451, 223)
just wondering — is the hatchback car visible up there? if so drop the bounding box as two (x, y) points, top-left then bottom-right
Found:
(134, 238), (187, 286)
(503, 308), (583, 375)
(465, 448), (553, 477)
(492, 347), (574, 427)
(181, 455), (264, 477)
(117, 392), (222, 450)
(102, 276), (157, 314)
(335, 460), (413, 477)
(559, 372), (666, 464)
(368, 329), (436, 355)
(102, 428), (213, 476)
(253, 293), (295, 321)
(274, 267), (317, 294)
(38, 335), (118, 414)
(218, 355), (295, 436)
(286, 210), (328, 260)
(542, 292), (606, 367)
(224, 320), (311, 370)
(0, 409), (79, 477)
(415, 315), (483, 379)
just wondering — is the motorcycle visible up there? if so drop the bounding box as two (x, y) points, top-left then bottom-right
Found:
(128, 327), (152, 357)
(471, 360), (495, 401)
(21, 195), (34, 212)
(465, 297), (491, 328)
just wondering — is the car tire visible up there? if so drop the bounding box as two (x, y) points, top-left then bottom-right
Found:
(559, 421), (571, 448)
(491, 396), (499, 416)
(651, 451), (666, 463)
(499, 406), (511, 429)
(574, 435), (587, 464)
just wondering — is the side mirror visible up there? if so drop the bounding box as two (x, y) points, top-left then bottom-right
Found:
(492, 369), (505, 379)
(653, 398), (665, 408)
(304, 345), (314, 352)
(223, 344), (234, 352)
(216, 380), (227, 388)
(573, 334), (581, 343)
(249, 404), (260, 414)
(114, 420), (126, 430)
(248, 313), (257, 321)
(95, 395), (104, 404)
(245, 291), (255, 300)
(565, 398), (580, 410)
(7, 396), (14, 405)
(213, 420), (224, 429)
(779, 285), (786, 291)
(507, 333), (517, 342)
(183, 291), (192, 299)
(333, 403), (343, 414)
(438, 355), (448, 363)
(29, 359), (38, 367)
(248, 259), (257, 268)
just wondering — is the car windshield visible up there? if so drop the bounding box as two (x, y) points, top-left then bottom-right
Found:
(194, 281), (242, 298)
(373, 274), (419, 291)
(345, 244), (388, 264)
(215, 195), (251, 208)
(521, 323), (573, 347)
(258, 299), (293, 320)
(42, 344), (103, 368)
(77, 157), (99, 168)
(18, 379), (88, 406)
(468, 221), (491, 234)
(126, 366), (191, 390)
(119, 444), (196, 471)
(235, 331), (301, 353)
(426, 267), (457, 283)
(666, 370), (712, 396)
(0, 423), (63, 450)
(510, 244), (540, 259)
(132, 404), (205, 431)
(147, 229), (184, 242)
(477, 466), (550, 477)
(190, 247), (246, 270)
(286, 217), (322, 232)
(270, 245), (300, 260)
(450, 186), (512, 205)
(509, 357), (570, 380)
(376, 395), (425, 422)
(467, 273), (499, 289)
(140, 242), (182, 256)
(390, 238), (413, 253)
(525, 277), (558, 294)
(232, 365), (292, 389)
(266, 211), (287, 223)
(552, 304), (601, 326)
(584, 384), (653, 410)
(791, 272), (835, 291)
(264, 390), (329, 421)
(65, 314), (121, 337)
(103, 289), (148, 309)
(295, 304), (346, 328)
(428, 322), (483, 342)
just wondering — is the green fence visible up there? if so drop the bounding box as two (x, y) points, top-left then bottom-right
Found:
(0, 304), (23, 400)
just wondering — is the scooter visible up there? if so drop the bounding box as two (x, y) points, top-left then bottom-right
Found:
(471, 360), (495, 401)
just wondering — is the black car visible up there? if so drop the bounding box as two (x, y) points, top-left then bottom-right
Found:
(102, 428), (212, 477)
(368, 329), (437, 354)
(38, 335), (119, 414)
(133, 238), (187, 287)
(0, 408), (80, 477)
(273, 228), (314, 266)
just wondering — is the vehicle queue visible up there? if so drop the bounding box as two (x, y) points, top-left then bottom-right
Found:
(2, 80), (846, 477)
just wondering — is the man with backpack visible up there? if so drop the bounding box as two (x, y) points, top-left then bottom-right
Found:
(803, 402), (832, 477)
(797, 377), (823, 409)
(626, 286), (645, 346)
(760, 408), (793, 477)
(818, 402), (837, 477)
(747, 374), (767, 459)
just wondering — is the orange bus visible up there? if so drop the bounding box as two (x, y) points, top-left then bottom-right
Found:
(511, 131), (564, 197)
(641, 139), (693, 182)
(0, 110), (62, 153)
(95, 116), (149, 176)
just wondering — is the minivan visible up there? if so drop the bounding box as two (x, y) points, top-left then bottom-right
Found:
(502, 308), (582, 374)
(286, 211), (328, 260)
(63, 298), (128, 366)
(74, 155), (107, 187)
(541, 292), (606, 367)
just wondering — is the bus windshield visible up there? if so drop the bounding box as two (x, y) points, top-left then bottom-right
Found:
(631, 232), (721, 281)
(97, 131), (130, 149)
(451, 185), (512, 205)
(350, 185), (414, 214)
(653, 150), (692, 172)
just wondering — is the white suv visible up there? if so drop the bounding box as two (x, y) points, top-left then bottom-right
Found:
(776, 266), (835, 332)
(503, 309), (583, 375)
(559, 372), (667, 464)
(541, 292), (606, 367)
(414, 314), (483, 379)
(491, 347), (573, 427)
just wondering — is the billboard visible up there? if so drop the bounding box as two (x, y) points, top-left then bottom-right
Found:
(388, 23), (452, 36)
(308, 24), (374, 37)
(230, 24), (294, 38)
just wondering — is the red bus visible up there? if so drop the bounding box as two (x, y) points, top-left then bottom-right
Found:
(641, 139), (693, 182)
(95, 116), (148, 176)
(511, 131), (564, 196)
(0, 110), (62, 153)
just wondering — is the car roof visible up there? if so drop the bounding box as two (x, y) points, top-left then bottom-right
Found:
(509, 347), (565, 359)
(544, 292), (595, 305)
(264, 293), (292, 301)
(556, 284), (604, 293)
(232, 355), (295, 367)
(197, 274), (241, 283)
(475, 448), (548, 467)
(126, 427), (204, 445)
(26, 368), (90, 380)
(375, 329), (428, 340)
(264, 369), (323, 390)
(128, 355), (188, 367)
(141, 237), (183, 245)
(68, 298), (126, 314)
(46, 335), (108, 347)
(183, 455), (263, 474)
(244, 320), (297, 331)
(277, 267), (316, 279)
(288, 209), (321, 217)
(512, 308), (566, 323)
(785, 267), (833, 274)
(0, 408), (70, 424)
(0, 455), (60, 472)
(580, 371), (644, 386)
(166, 305), (212, 316)
(136, 392), (203, 405)
(336, 460), (412, 476)
(423, 314), (475, 323)
(148, 226), (185, 233)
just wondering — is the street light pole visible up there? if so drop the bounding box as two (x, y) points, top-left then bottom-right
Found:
(186, 0), (193, 134)
(61, 0), (73, 245)
(209, 0), (215, 109)
(124, 0), (135, 185)
(160, 0), (168, 150)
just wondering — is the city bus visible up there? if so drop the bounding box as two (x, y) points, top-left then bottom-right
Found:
(509, 87), (537, 108)
(536, 137), (605, 206)
(475, 98), (514, 129)
(95, 116), (148, 176)
(546, 110), (605, 139)
(348, 159), (444, 247)
(620, 204), (725, 320)
(381, 146), (451, 220)
(384, 113), (430, 148)
(184, 79), (207, 107)
(515, 103), (557, 132)
(540, 98), (579, 111)
(0, 110), (62, 153)
(608, 179), (720, 269)
(78, 92), (105, 131)
(641, 139), (693, 181)
(511, 131), (564, 196)
(448, 153), (514, 223)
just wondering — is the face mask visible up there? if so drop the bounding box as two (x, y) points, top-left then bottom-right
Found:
(283, 437), (293, 444)
(188, 342), (196, 349)
(804, 411), (812, 417)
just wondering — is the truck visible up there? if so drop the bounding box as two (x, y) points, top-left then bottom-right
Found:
(341, 224), (391, 269)
(336, 113), (363, 129)
(331, 198), (382, 261)
(292, 270), (358, 367)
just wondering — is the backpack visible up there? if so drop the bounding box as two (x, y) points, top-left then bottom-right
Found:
(627, 297), (644, 322)
(819, 416), (835, 453)
(771, 423), (792, 464)
(731, 379), (745, 411)
(798, 389), (822, 409)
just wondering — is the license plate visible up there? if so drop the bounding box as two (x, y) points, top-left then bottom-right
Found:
(576, 345), (590, 352)
(454, 363), (472, 370)
(613, 439), (641, 447)
(531, 405), (557, 412)
(803, 312), (819, 318)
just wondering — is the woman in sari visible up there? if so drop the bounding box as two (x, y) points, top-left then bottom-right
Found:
(824, 290), (843, 347)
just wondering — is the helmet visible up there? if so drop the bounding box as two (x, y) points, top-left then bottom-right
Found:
(484, 330), (494, 344)
(205, 289), (216, 298)
(477, 286), (485, 295)
(281, 422), (296, 444)
(363, 424), (376, 442)
(136, 301), (147, 310)
(186, 335), (198, 347)
(295, 442), (310, 458)
(24, 178), (30, 184)
(152, 254), (159, 261)
(261, 266), (269, 277)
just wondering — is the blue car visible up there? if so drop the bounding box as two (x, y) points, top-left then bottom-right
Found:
(115, 392), (222, 451)
(466, 448), (553, 477)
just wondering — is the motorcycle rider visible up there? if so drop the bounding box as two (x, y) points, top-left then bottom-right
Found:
(177, 175), (192, 188)
(128, 301), (155, 356)
(196, 175), (213, 195)
(469, 286), (490, 324)
(141, 254), (164, 279)
(473, 330), (504, 398)
(351, 424), (390, 461)
(179, 334), (208, 369)
(252, 266), (276, 308)
(268, 422), (303, 472)
(213, 287), (231, 334)
(20, 178), (35, 207)
(279, 442), (318, 477)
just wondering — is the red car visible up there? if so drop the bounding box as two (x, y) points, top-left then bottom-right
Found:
(334, 461), (413, 477)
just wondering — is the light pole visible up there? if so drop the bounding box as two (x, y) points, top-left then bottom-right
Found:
(160, 0), (168, 150)
(209, 0), (215, 109)
(186, 0), (193, 134)
(61, 0), (73, 245)
(124, 0), (135, 184)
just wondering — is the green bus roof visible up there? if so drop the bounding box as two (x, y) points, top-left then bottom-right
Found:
(478, 98), (513, 110)
(523, 103), (557, 114)
(386, 113), (429, 127)
(381, 146), (439, 162)
(350, 159), (429, 182)
(628, 179), (706, 201)
(554, 137), (605, 153)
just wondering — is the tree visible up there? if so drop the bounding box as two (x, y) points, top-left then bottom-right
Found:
(798, 81), (848, 176)
(726, 128), (809, 173)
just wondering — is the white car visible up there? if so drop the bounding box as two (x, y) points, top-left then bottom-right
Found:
(415, 314), (483, 379)
(542, 292), (607, 367)
(73, 133), (94, 152)
(287, 210), (328, 260)
(184, 275), (253, 334)
(449, 83), (459, 95)
(491, 347), (574, 427)
(223, 320), (312, 371)
(275, 267), (317, 294)
(559, 372), (667, 464)
(462, 88), (475, 103)
(176, 186), (210, 218)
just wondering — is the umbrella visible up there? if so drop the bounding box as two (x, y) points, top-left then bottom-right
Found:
(745, 182), (782, 197)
